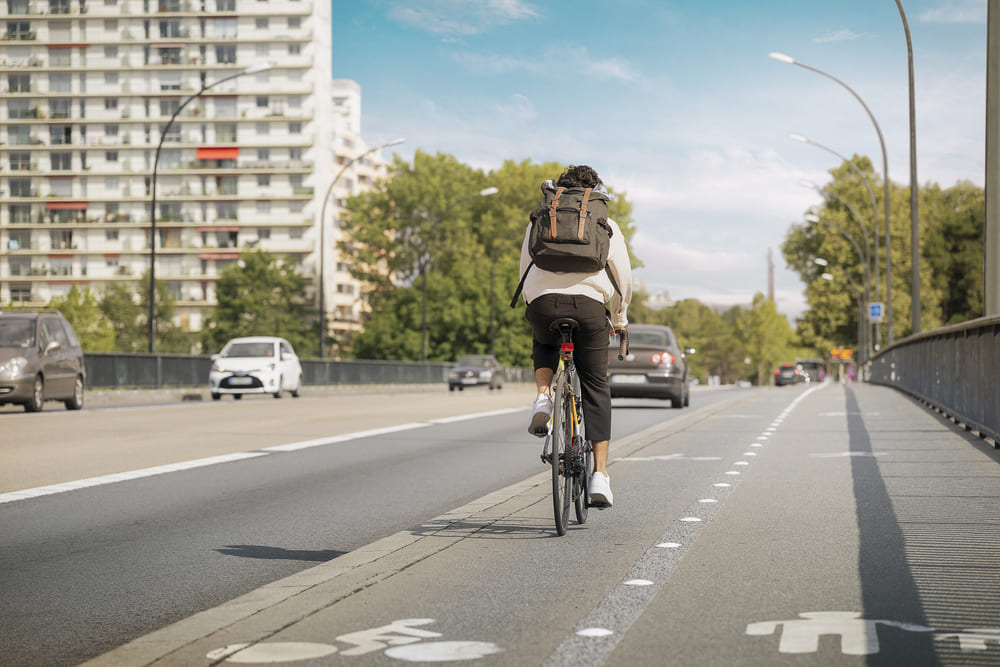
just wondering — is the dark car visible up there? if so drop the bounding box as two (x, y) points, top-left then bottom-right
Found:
(0, 309), (86, 412)
(608, 324), (689, 408)
(774, 364), (804, 386)
(448, 354), (504, 391)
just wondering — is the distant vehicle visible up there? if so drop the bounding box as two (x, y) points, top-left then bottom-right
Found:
(774, 364), (804, 386)
(607, 324), (690, 408)
(796, 357), (826, 383)
(209, 336), (302, 400)
(448, 354), (503, 391)
(0, 309), (85, 412)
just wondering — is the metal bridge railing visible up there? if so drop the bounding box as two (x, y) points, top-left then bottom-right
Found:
(83, 353), (534, 390)
(867, 315), (1000, 445)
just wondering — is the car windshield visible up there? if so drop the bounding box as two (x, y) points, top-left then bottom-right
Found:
(456, 355), (491, 367)
(628, 331), (670, 347)
(0, 319), (34, 348)
(222, 342), (275, 358)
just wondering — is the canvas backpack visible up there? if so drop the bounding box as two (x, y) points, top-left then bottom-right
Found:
(510, 184), (620, 307)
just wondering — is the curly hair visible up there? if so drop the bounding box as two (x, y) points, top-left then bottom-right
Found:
(555, 165), (603, 189)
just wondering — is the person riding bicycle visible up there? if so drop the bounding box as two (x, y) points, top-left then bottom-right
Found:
(517, 165), (632, 507)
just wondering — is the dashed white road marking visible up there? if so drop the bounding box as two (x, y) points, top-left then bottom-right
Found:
(576, 628), (614, 638)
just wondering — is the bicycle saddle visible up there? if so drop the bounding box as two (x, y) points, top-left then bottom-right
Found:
(549, 317), (580, 334)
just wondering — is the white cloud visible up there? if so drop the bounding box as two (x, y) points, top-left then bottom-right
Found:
(812, 29), (867, 44)
(451, 44), (643, 85)
(919, 1), (987, 24)
(387, 0), (539, 35)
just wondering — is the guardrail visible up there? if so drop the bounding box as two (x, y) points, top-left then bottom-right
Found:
(867, 315), (999, 446)
(82, 353), (534, 389)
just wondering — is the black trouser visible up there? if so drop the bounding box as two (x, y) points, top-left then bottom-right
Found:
(525, 293), (612, 441)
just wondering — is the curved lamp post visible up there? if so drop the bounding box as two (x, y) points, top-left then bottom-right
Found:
(806, 211), (871, 360)
(419, 186), (499, 362)
(148, 62), (272, 353)
(789, 133), (882, 346)
(816, 258), (867, 364)
(769, 51), (894, 345)
(895, 0), (920, 334)
(317, 137), (405, 358)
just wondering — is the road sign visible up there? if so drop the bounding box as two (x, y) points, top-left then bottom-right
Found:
(868, 302), (883, 322)
(830, 349), (854, 362)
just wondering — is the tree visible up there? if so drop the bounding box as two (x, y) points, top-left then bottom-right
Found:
(48, 286), (115, 351)
(922, 181), (984, 324)
(202, 250), (317, 355)
(738, 293), (793, 385)
(99, 281), (145, 353)
(342, 153), (639, 366)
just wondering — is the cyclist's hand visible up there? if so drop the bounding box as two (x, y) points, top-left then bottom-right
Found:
(615, 328), (629, 360)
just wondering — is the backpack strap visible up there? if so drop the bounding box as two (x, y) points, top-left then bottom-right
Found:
(548, 186), (565, 239)
(509, 260), (534, 308)
(578, 187), (591, 240)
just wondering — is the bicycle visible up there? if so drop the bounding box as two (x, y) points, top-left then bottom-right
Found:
(541, 318), (628, 536)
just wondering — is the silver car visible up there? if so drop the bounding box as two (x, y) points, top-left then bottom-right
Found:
(0, 310), (86, 412)
(209, 336), (303, 400)
(608, 324), (690, 408)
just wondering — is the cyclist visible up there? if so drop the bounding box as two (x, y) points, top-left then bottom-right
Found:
(518, 165), (632, 507)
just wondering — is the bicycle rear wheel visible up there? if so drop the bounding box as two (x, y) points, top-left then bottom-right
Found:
(550, 372), (573, 536)
(574, 439), (591, 525)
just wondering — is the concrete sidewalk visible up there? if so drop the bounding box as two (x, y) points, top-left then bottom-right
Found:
(82, 383), (1000, 666)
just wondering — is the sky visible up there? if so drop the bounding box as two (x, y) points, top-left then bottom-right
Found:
(330, 0), (988, 322)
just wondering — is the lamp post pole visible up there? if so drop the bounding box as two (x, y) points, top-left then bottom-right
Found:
(419, 186), (499, 362)
(770, 51), (894, 344)
(819, 267), (865, 370)
(895, 0), (920, 334)
(317, 138), (405, 358)
(148, 63), (271, 353)
(790, 133), (882, 348)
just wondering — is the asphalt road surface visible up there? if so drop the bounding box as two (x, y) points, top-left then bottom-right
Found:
(1, 383), (744, 666)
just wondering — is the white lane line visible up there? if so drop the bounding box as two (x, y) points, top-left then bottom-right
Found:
(0, 452), (267, 504)
(1, 408), (525, 504)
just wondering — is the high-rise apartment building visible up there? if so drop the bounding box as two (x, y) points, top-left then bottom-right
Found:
(0, 0), (341, 336)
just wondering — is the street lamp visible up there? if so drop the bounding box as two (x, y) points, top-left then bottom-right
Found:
(806, 212), (871, 360)
(317, 137), (405, 358)
(801, 181), (871, 300)
(419, 186), (499, 362)
(894, 0), (920, 334)
(769, 51), (894, 344)
(148, 62), (272, 353)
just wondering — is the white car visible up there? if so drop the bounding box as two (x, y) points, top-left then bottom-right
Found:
(209, 336), (303, 400)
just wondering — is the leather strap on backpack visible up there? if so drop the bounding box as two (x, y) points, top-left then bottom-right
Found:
(578, 187), (591, 240)
(548, 186), (565, 239)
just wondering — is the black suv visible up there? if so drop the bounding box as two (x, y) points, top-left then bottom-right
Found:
(0, 310), (85, 412)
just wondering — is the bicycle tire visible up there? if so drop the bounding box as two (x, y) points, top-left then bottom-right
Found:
(551, 372), (573, 536)
(575, 439), (591, 525)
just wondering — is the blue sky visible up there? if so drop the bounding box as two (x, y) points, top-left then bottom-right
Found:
(331, 0), (988, 321)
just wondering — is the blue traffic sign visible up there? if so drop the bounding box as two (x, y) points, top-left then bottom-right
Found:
(869, 302), (883, 321)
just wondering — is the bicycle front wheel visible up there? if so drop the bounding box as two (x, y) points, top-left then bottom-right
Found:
(574, 439), (592, 525)
(550, 372), (573, 536)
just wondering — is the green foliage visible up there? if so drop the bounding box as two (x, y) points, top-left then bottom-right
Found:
(738, 293), (793, 385)
(341, 152), (638, 365)
(202, 250), (317, 355)
(782, 155), (984, 354)
(48, 286), (115, 351)
(99, 281), (145, 352)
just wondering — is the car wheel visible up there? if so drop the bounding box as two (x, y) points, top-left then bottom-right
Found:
(211, 393), (221, 401)
(64, 376), (84, 410)
(670, 395), (684, 409)
(24, 375), (44, 413)
(233, 394), (243, 400)
(683, 385), (690, 407)
(449, 384), (456, 392)
(458, 386), (464, 391)
(291, 376), (302, 398)
(273, 376), (283, 399)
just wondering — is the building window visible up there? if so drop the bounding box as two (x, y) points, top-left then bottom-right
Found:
(50, 98), (71, 119)
(288, 43), (300, 55)
(50, 229), (73, 249)
(10, 152), (32, 170)
(8, 73), (31, 92)
(255, 123), (269, 136)
(256, 200), (269, 213)
(215, 202), (237, 220)
(289, 147), (302, 161)
(9, 229), (32, 250)
(215, 0), (234, 9)
(10, 205), (32, 223)
(10, 179), (32, 196)
(257, 174), (270, 186)
(215, 45), (236, 64)
(254, 17), (268, 29)
(257, 148), (269, 160)
(49, 72), (72, 92)
(10, 284), (32, 303)
(49, 49), (71, 66)
(105, 176), (119, 189)
(288, 17), (300, 28)
(104, 97), (118, 110)
(105, 72), (119, 85)
(257, 227), (270, 239)
(158, 20), (181, 38)
(105, 123), (119, 136)
(104, 45), (118, 57)
(255, 43), (268, 57)
(256, 96), (268, 108)
(289, 227), (304, 240)
(288, 122), (301, 134)
(159, 99), (180, 116)
(105, 151), (118, 162)
(290, 200), (304, 213)
(51, 152), (72, 170)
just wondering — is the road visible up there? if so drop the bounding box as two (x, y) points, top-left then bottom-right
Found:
(0, 383), (743, 666)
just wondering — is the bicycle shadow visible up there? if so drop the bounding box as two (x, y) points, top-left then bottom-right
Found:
(214, 544), (346, 561)
(405, 515), (561, 540)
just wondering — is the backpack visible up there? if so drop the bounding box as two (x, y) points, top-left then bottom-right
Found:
(510, 185), (619, 307)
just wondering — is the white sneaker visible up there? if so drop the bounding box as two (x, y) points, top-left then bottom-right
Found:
(528, 393), (552, 437)
(588, 472), (613, 507)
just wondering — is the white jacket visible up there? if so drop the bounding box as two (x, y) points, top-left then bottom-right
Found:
(518, 216), (633, 329)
